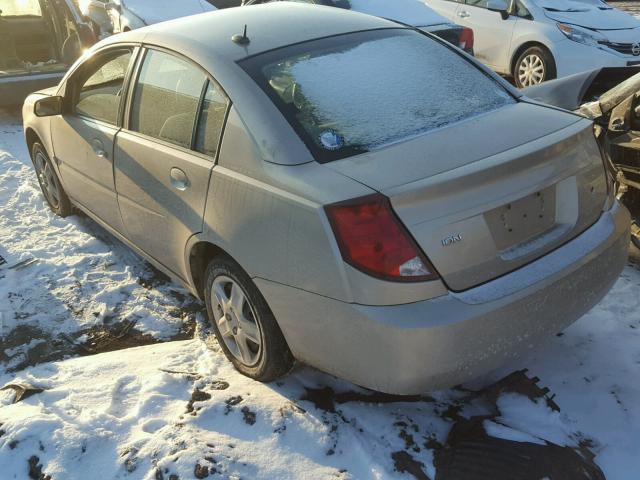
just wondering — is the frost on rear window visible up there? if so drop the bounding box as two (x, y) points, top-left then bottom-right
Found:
(257, 30), (514, 161)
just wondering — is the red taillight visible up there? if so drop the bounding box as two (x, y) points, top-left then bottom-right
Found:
(325, 194), (439, 282)
(459, 27), (474, 52)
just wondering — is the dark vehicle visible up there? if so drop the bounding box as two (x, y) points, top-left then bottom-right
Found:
(242, 0), (475, 55)
(525, 67), (640, 248)
(0, 0), (96, 106)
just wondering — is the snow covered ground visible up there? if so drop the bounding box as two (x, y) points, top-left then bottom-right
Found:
(0, 109), (201, 373)
(1, 101), (640, 479)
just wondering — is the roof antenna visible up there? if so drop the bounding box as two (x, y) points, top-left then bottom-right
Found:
(232, 25), (250, 45)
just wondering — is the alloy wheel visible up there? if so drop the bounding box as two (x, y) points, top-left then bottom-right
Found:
(34, 151), (60, 209)
(210, 275), (262, 366)
(517, 54), (545, 87)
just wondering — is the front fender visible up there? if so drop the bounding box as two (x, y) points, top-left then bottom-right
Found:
(22, 93), (56, 167)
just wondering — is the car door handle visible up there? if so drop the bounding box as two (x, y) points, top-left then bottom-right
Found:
(91, 139), (107, 158)
(170, 167), (190, 191)
(458, 10), (470, 18)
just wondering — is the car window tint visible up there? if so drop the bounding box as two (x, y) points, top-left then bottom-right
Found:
(75, 50), (133, 125)
(130, 50), (206, 149)
(195, 81), (229, 158)
(0, 0), (42, 16)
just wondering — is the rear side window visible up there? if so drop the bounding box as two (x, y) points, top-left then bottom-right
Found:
(195, 80), (229, 158)
(464, 0), (488, 7)
(130, 49), (206, 149)
(75, 49), (133, 125)
(241, 29), (514, 162)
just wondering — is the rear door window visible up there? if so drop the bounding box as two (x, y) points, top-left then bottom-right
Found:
(241, 29), (514, 162)
(74, 49), (133, 125)
(194, 80), (229, 158)
(129, 49), (206, 149)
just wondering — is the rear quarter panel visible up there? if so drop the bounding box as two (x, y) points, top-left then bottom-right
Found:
(202, 108), (452, 305)
(199, 107), (372, 302)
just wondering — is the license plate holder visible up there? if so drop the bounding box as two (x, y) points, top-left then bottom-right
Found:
(484, 186), (556, 251)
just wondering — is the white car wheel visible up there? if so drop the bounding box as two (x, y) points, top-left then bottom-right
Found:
(514, 46), (556, 89)
(518, 54), (545, 87)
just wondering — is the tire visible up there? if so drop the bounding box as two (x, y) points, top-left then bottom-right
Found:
(513, 46), (556, 88)
(31, 142), (73, 217)
(204, 256), (294, 382)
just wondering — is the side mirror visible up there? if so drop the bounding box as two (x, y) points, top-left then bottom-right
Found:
(487, 0), (510, 20)
(34, 96), (63, 117)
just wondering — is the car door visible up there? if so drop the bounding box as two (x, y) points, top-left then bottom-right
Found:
(425, 0), (465, 22)
(455, 0), (517, 72)
(114, 48), (229, 277)
(50, 46), (137, 234)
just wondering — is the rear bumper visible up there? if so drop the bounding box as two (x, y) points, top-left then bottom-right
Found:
(257, 202), (630, 394)
(0, 73), (63, 107)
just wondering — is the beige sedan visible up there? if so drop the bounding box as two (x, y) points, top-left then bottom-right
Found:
(22, 4), (629, 393)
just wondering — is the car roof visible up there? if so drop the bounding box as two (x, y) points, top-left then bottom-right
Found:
(98, 3), (397, 63)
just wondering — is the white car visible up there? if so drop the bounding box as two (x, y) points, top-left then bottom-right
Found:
(426, 0), (640, 87)
(103, 0), (216, 33)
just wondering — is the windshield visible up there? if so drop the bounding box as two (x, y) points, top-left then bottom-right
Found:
(0, 0), (42, 16)
(241, 29), (514, 162)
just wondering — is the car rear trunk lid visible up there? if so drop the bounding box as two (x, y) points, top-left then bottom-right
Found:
(326, 103), (608, 291)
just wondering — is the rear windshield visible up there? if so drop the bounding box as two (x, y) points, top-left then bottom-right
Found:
(241, 29), (515, 162)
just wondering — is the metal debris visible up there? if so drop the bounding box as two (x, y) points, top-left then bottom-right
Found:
(8, 258), (38, 271)
(434, 416), (605, 480)
(1, 383), (45, 403)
